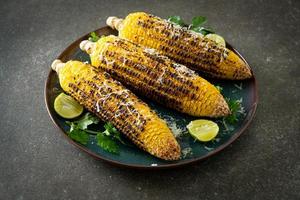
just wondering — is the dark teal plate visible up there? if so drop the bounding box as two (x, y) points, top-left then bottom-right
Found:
(45, 26), (258, 169)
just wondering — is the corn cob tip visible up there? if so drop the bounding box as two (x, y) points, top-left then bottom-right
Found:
(212, 96), (231, 117)
(232, 55), (253, 80)
(80, 40), (95, 54)
(223, 51), (253, 80)
(51, 59), (65, 73)
(106, 16), (123, 30)
(241, 62), (253, 79)
(158, 140), (181, 160)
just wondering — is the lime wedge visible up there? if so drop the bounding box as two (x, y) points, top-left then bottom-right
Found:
(54, 93), (83, 119)
(205, 34), (226, 47)
(187, 120), (219, 142)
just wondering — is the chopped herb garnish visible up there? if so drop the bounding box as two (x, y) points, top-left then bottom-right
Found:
(103, 122), (127, 145)
(168, 16), (186, 26)
(168, 15), (215, 35)
(67, 113), (99, 131)
(96, 133), (119, 154)
(103, 122), (119, 136)
(193, 27), (214, 35)
(88, 32), (100, 42)
(66, 112), (124, 154)
(215, 85), (223, 92)
(68, 128), (89, 145)
(224, 98), (244, 124)
(191, 16), (207, 27)
(66, 113), (98, 145)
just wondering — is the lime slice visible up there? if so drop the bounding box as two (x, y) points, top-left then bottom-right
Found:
(205, 34), (226, 47)
(187, 120), (219, 142)
(54, 93), (83, 119)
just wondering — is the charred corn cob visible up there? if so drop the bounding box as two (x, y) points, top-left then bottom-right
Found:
(51, 60), (181, 160)
(80, 35), (230, 117)
(106, 12), (252, 80)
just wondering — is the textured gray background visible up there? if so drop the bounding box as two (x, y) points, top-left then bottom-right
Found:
(0, 0), (299, 199)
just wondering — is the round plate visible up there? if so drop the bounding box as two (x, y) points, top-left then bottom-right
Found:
(45, 26), (258, 169)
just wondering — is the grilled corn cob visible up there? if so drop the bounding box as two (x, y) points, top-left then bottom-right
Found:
(106, 12), (252, 80)
(80, 35), (230, 117)
(51, 60), (181, 160)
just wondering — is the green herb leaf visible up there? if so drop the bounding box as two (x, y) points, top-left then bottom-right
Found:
(103, 122), (127, 145)
(225, 99), (242, 124)
(66, 112), (128, 151)
(192, 16), (207, 27)
(215, 85), (223, 92)
(96, 133), (119, 154)
(68, 129), (89, 145)
(74, 113), (99, 130)
(66, 112), (100, 142)
(191, 27), (214, 35)
(167, 15), (214, 35)
(88, 32), (100, 42)
(104, 122), (120, 134)
(168, 16), (186, 26)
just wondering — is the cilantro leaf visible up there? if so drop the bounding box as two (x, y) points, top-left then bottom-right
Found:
(65, 112), (128, 153)
(167, 15), (214, 35)
(215, 85), (223, 92)
(191, 16), (207, 27)
(191, 26), (214, 35)
(168, 16), (186, 26)
(88, 32), (100, 42)
(103, 122), (128, 145)
(104, 122), (119, 135)
(96, 133), (119, 154)
(68, 129), (89, 145)
(65, 113), (99, 145)
(225, 99), (242, 124)
(70, 113), (99, 130)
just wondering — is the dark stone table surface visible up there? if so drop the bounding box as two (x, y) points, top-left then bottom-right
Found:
(0, 0), (299, 199)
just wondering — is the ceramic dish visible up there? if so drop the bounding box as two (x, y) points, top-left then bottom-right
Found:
(45, 26), (258, 169)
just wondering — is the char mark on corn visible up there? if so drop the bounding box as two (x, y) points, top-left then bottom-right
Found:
(81, 35), (230, 117)
(108, 12), (252, 80)
(53, 60), (181, 160)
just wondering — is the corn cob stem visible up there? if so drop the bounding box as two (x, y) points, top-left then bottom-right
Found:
(80, 40), (95, 54)
(106, 16), (123, 30)
(51, 59), (65, 73)
(79, 40), (95, 54)
(51, 59), (181, 160)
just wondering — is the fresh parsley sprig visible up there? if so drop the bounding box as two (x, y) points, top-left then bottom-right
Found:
(103, 122), (128, 145)
(215, 85), (245, 125)
(67, 113), (100, 132)
(168, 16), (186, 26)
(168, 15), (215, 35)
(225, 98), (244, 124)
(215, 85), (223, 93)
(96, 134), (119, 154)
(67, 129), (89, 145)
(66, 113), (124, 154)
(88, 32), (100, 42)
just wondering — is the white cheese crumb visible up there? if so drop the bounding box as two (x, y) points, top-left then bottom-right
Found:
(144, 48), (156, 55)
(169, 122), (184, 138)
(161, 115), (185, 138)
(181, 147), (193, 158)
(204, 146), (214, 151)
(234, 83), (243, 90)
(151, 163), (158, 166)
